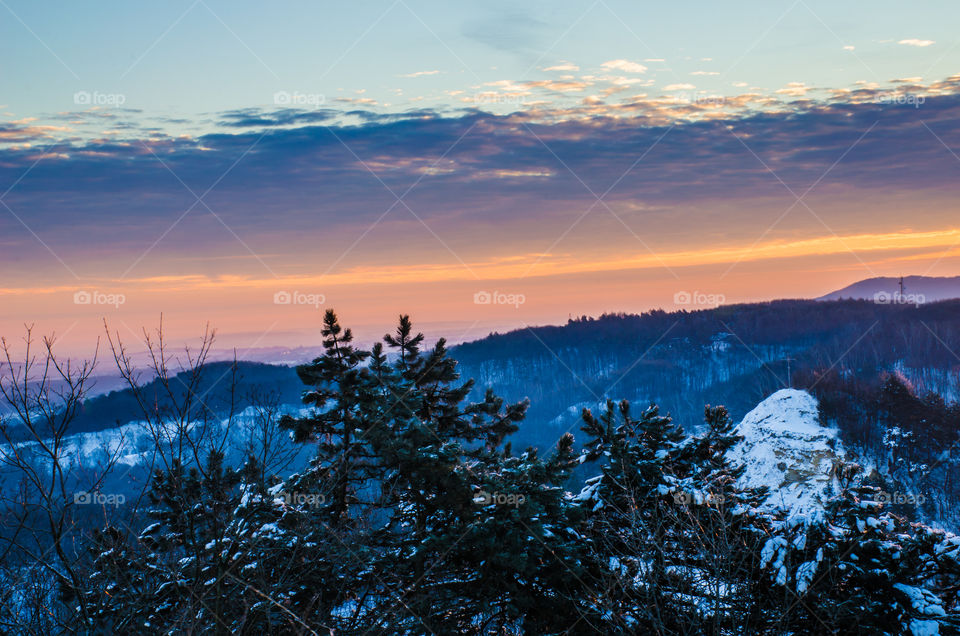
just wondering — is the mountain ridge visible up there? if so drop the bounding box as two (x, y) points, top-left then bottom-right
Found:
(819, 275), (960, 302)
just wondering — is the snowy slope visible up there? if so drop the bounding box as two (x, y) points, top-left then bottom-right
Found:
(728, 389), (844, 519)
(0, 405), (311, 477)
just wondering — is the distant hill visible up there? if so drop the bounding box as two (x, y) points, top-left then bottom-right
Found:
(819, 275), (960, 303)
(451, 298), (960, 447)
(66, 361), (301, 435)
(450, 298), (960, 526)
(40, 298), (960, 461)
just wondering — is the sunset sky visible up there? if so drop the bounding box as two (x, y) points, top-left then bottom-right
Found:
(3, 0), (960, 358)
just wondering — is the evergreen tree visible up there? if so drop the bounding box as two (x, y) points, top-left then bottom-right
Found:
(575, 399), (690, 630)
(86, 451), (249, 633)
(366, 316), (600, 633)
(279, 309), (376, 525)
(673, 406), (770, 633)
(757, 462), (960, 635)
(576, 401), (771, 633)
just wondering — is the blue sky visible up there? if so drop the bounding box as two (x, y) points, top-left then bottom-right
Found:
(3, 0), (957, 128)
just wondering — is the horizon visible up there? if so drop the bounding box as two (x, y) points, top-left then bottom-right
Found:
(4, 283), (954, 370)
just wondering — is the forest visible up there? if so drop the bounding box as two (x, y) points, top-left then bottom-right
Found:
(0, 306), (958, 633)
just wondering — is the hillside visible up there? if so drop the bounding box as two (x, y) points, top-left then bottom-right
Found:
(452, 298), (960, 443)
(61, 298), (960, 442)
(63, 361), (300, 435)
(5, 309), (960, 634)
(452, 299), (960, 527)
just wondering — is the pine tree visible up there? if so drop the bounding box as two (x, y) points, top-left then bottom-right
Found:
(575, 399), (691, 631)
(196, 312), (599, 633)
(360, 315), (599, 633)
(672, 406), (770, 633)
(279, 309), (376, 525)
(756, 461), (960, 635)
(576, 401), (773, 633)
(86, 451), (249, 633)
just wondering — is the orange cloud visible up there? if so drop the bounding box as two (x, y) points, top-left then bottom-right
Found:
(4, 228), (957, 297)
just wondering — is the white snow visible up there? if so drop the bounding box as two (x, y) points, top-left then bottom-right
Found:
(728, 389), (844, 520)
(759, 536), (789, 585)
(909, 619), (940, 636)
(894, 583), (946, 617)
(795, 548), (822, 593)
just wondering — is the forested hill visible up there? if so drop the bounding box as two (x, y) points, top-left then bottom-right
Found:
(7, 298), (960, 532)
(66, 299), (960, 444)
(451, 298), (960, 448)
(66, 361), (301, 435)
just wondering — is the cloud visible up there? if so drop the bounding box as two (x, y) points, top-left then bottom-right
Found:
(7, 81), (960, 286)
(0, 122), (66, 143)
(899, 39), (935, 47)
(334, 97), (378, 105)
(217, 108), (336, 128)
(10, 227), (953, 295)
(400, 70), (440, 78)
(601, 59), (647, 73)
(664, 83), (695, 91)
(530, 80), (590, 92)
(12, 73), (960, 352)
(473, 78), (592, 103)
(544, 62), (579, 72)
(843, 45), (855, 51)
(776, 82), (811, 97)
(691, 71), (719, 76)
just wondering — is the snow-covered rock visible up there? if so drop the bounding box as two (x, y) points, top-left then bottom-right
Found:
(728, 389), (844, 520)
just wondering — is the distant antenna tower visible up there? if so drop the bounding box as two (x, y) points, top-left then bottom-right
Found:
(783, 356), (794, 388)
(898, 275), (905, 301)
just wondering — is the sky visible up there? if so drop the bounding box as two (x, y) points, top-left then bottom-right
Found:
(2, 0), (960, 359)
